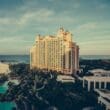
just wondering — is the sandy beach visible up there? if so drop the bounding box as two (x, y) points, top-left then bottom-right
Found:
(0, 62), (10, 74)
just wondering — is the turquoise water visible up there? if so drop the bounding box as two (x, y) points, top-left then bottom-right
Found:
(0, 82), (8, 93)
(0, 82), (16, 110)
(0, 102), (15, 110)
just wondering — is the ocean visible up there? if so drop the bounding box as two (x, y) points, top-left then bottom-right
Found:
(0, 55), (110, 64)
(0, 55), (29, 64)
(80, 55), (110, 60)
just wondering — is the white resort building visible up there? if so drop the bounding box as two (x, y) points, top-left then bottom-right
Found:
(30, 28), (79, 74)
(83, 69), (110, 91)
(83, 76), (110, 91)
(95, 89), (110, 110)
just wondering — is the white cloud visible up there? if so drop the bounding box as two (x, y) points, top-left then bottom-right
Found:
(0, 18), (18, 25)
(0, 18), (19, 33)
(73, 3), (80, 8)
(17, 9), (76, 26)
(79, 39), (110, 45)
(18, 9), (54, 25)
(0, 37), (33, 43)
(48, 0), (60, 2)
(74, 22), (97, 33)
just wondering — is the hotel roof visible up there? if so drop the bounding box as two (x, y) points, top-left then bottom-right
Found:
(89, 69), (110, 74)
(83, 76), (110, 82)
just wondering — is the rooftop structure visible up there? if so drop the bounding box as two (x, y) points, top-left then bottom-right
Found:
(89, 69), (110, 77)
(57, 75), (75, 83)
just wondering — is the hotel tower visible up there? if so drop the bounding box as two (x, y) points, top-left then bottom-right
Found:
(30, 28), (79, 74)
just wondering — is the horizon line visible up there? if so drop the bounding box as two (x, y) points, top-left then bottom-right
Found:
(0, 54), (110, 56)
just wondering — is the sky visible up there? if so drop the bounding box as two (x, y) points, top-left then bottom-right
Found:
(0, 0), (110, 55)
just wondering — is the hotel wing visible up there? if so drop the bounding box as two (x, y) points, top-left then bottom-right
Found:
(30, 28), (79, 74)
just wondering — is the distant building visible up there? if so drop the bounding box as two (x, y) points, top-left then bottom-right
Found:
(95, 89), (110, 110)
(0, 62), (10, 74)
(83, 76), (110, 91)
(30, 28), (79, 74)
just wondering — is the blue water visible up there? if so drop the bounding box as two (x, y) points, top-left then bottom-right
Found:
(0, 55), (110, 64)
(0, 55), (29, 64)
(80, 55), (110, 60)
(0, 82), (16, 110)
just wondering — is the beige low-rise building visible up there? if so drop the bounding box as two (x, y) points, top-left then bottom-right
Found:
(83, 76), (110, 91)
(30, 28), (79, 74)
(57, 75), (75, 83)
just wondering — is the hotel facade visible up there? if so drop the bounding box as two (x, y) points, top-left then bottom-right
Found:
(30, 28), (79, 74)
